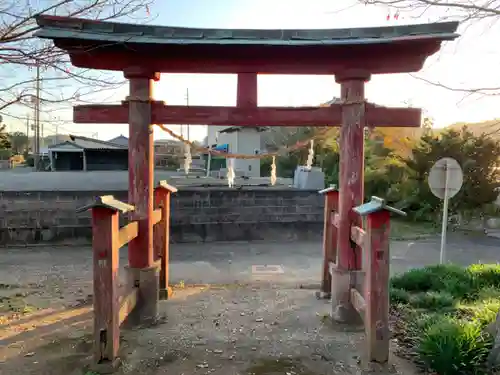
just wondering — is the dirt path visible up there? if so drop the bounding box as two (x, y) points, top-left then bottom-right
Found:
(1, 235), (499, 374)
(1, 283), (416, 375)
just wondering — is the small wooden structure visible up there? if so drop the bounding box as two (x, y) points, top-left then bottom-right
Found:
(35, 15), (459, 368)
(320, 189), (406, 362)
(76, 182), (176, 371)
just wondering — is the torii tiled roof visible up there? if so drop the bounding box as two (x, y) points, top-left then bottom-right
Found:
(34, 15), (459, 47)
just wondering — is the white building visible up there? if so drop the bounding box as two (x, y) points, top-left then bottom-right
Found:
(207, 125), (266, 178)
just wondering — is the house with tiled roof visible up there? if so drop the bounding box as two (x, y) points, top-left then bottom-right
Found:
(48, 135), (128, 171)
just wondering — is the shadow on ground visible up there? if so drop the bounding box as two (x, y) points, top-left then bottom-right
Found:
(2, 235), (499, 374)
(0, 283), (416, 375)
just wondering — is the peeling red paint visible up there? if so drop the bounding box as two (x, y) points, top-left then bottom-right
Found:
(127, 76), (155, 269)
(365, 210), (391, 363)
(337, 79), (366, 272)
(73, 103), (421, 128)
(321, 190), (339, 294)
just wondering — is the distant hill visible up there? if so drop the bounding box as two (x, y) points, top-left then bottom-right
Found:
(445, 119), (500, 139)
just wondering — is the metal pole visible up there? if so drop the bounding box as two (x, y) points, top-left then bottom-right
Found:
(34, 63), (40, 171)
(206, 145), (211, 177)
(25, 114), (30, 154)
(440, 161), (450, 264)
(186, 88), (190, 141)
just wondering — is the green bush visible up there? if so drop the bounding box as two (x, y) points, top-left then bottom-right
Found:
(409, 291), (455, 310)
(390, 287), (411, 304)
(459, 299), (500, 328)
(391, 264), (500, 375)
(390, 264), (474, 298)
(25, 155), (34, 167)
(417, 318), (493, 375)
(468, 264), (500, 290)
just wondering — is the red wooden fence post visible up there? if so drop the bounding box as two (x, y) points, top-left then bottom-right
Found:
(353, 196), (406, 363)
(154, 180), (178, 300)
(318, 185), (339, 298)
(77, 196), (134, 371)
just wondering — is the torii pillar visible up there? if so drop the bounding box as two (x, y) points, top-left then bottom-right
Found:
(331, 71), (370, 322)
(124, 67), (160, 322)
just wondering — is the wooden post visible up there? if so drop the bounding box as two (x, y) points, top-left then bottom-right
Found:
(318, 185), (339, 298)
(237, 72), (257, 108)
(125, 68), (160, 270)
(76, 196), (134, 371)
(124, 68), (161, 323)
(366, 209), (390, 363)
(353, 196), (406, 363)
(154, 180), (178, 300)
(332, 71), (370, 323)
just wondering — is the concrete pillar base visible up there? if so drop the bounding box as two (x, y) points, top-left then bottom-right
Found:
(159, 286), (173, 300)
(123, 264), (160, 326)
(89, 358), (121, 374)
(139, 265), (160, 323)
(123, 266), (140, 327)
(315, 291), (331, 300)
(331, 267), (359, 324)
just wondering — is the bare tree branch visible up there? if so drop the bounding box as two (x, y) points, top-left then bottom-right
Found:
(0, 0), (155, 119)
(361, 0), (500, 95)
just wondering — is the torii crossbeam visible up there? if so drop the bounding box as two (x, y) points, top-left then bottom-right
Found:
(35, 14), (459, 367)
(74, 101), (421, 128)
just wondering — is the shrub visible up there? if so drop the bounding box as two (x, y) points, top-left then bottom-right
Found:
(390, 264), (474, 298)
(391, 268), (436, 292)
(417, 318), (493, 375)
(390, 287), (411, 304)
(468, 264), (500, 290)
(459, 299), (500, 328)
(475, 286), (500, 301)
(409, 291), (455, 310)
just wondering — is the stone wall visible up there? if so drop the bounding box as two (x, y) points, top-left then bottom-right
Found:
(0, 188), (324, 246)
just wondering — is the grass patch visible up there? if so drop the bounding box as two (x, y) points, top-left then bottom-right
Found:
(390, 219), (439, 240)
(417, 318), (492, 375)
(391, 263), (500, 375)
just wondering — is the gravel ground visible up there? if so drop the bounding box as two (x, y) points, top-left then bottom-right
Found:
(1, 235), (499, 374)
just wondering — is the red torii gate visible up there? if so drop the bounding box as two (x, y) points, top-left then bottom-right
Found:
(35, 15), (459, 367)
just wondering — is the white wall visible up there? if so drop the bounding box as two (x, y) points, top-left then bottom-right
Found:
(235, 129), (261, 177)
(207, 125), (231, 146)
(207, 126), (262, 177)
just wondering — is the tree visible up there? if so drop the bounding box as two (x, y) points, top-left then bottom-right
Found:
(0, 124), (11, 160)
(0, 124), (10, 149)
(0, 0), (153, 118)
(397, 126), (500, 219)
(361, 0), (500, 96)
(8, 131), (28, 154)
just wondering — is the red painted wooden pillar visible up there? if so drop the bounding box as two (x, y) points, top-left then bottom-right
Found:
(364, 209), (391, 363)
(91, 206), (120, 368)
(318, 185), (339, 297)
(237, 72), (258, 107)
(125, 68), (160, 269)
(332, 71), (370, 322)
(154, 181), (178, 300)
(353, 196), (405, 363)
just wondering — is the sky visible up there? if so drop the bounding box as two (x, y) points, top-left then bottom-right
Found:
(4, 0), (500, 143)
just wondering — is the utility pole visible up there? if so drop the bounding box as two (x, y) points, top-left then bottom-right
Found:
(185, 88), (190, 141)
(25, 114), (30, 154)
(33, 63), (41, 171)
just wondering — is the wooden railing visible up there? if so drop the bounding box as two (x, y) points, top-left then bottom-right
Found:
(319, 188), (405, 364)
(77, 180), (177, 371)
